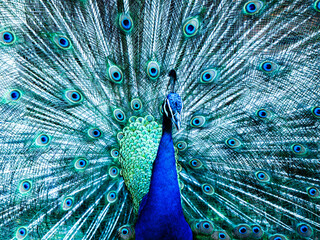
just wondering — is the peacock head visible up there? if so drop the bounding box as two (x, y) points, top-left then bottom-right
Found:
(163, 70), (183, 131)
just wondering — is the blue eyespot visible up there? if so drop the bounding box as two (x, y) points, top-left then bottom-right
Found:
(269, 234), (289, 240)
(260, 61), (277, 73)
(314, 0), (320, 12)
(297, 223), (313, 237)
(309, 188), (316, 196)
(219, 233), (226, 239)
(244, 1), (263, 15)
(239, 227), (247, 234)
(183, 17), (200, 37)
(291, 143), (307, 155)
(307, 187), (319, 198)
(257, 109), (270, 119)
(202, 183), (214, 195)
(119, 226), (134, 238)
(75, 158), (88, 170)
(113, 109), (126, 122)
(107, 191), (117, 203)
(176, 141), (187, 151)
(131, 98), (142, 111)
(65, 90), (83, 103)
(1, 30), (15, 45)
(312, 106), (320, 118)
(63, 197), (74, 210)
(9, 90), (21, 101)
(233, 224), (252, 238)
(36, 134), (50, 146)
(255, 171), (270, 182)
(147, 61), (160, 79)
(19, 180), (32, 194)
(119, 14), (133, 32)
(111, 149), (120, 158)
(88, 128), (102, 139)
(225, 137), (241, 148)
(108, 65), (123, 83)
(200, 69), (218, 83)
(16, 227), (28, 239)
(257, 172), (265, 179)
(109, 166), (119, 177)
(189, 159), (202, 169)
(190, 116), (206, 127)
(54, 35), (71, 49)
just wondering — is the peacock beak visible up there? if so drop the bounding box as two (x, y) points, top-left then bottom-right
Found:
(172, 112), (181, 130)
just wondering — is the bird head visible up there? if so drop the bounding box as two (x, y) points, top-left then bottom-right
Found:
(163, 92), (183, 130)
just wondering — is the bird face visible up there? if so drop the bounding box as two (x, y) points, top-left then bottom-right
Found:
(163, 92), (183, 130)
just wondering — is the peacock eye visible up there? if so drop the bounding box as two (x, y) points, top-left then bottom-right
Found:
(257, 109), (270, 119)
(118, 226), (134, 239)
(307, 186), (319, 198)
(183, 17), (200, 37)
(113, 109), (126, 122)
(243, 1), (263, 15)
(9, 90), (21, 101)
(269, 234), (288, 240)
(54, 35), (71, 49)
(65, 90), (83, 103)
(147, 61), (160, 79)
(200, 69), (218, 83)
(131, 98), (142, 111)
(19, 180), (32, 194)
(202, 183), (214, 195)
(219, 233), (226, 239)
(36, 134), (50, 146)
(119, 14), (133, 32)
(255, 171), (270, 182)
(107, 191), (117, 203)
(225, 137), (241, 148)
(74, 158), (88, 170)
(88, 128), (102, 139)
(176, 141), (187, 151)
(314, 0), (320, 12)
(16, 227), (28, 239)
(109, 166), (119, 177)
(260, 61), (277, 73)
(251, 225), (264, 238)
(291, 143), (307, 155)
(63, 197), (74, 210)
(297, 223), (313, 237)
(233, 224), (252, 238)
(190, 116), (206, 127)
(311, 106), (320, 118)
(1, 30), (15, 45)
(189, 159), (202, 169)
(109, 66), (123, 84)
(199, 220), (214, 234)
(111, 149), (120, 158)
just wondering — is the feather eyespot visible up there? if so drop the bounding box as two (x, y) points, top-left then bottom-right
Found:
(219, 233), (227, 239)
(251, 225), (264, 238)
(183, 17), (200, 37)
(176, 141), (187, 151)
(225, 138), (241, 148)
(147, 61), (160, 80)
(119, 14), (133, 32)
(63, 197), (74, 210)
(291, 143), (307, 155)
(1, 30), (15, 45)
(65, 90), (83, 103)
(307, 186), (319, 198)
(114, 109), (126, 122)
(189, 159), (202, 169)
(255, 171), (270, 182)
(233, 224), (252, 238)
(54, 35), (71, 49)
(260, 61), (277, 73)
(269, 234), (288, 240)
(109, 66), (123, 83)
(314, 0), (320, 12)
(297, 223), (313, 237)
(199, 220), (214, 234)
(74, 158), (88, 170)
(36, 134), (50, 146)
(131, 98), (142, 111)
(109, 166), (119, 177)
(256, 109), (270, 119)
(202, 183), (214, 195)
(88, 128), (102, 139)
(111, 149), (120, 158)
(243, 1), (263, 15)
(16, 227), (28, 239)
(200, 69), (218, 83)
(311, 106), (320, 118)
(19, 180), (32, 194)
(118, 225), (134, 239)
(190, 116), (205, 127)
(9, 90), (21, 101)
(107, 191), (117, 203)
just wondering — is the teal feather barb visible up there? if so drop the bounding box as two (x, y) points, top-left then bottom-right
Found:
(0, 0), (320, 239)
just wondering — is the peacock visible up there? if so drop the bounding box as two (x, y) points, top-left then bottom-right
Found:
(0, 0), (319, 239)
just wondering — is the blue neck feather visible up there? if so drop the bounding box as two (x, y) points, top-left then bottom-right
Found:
(135, 114), (193, 240)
